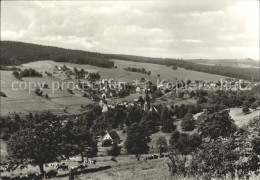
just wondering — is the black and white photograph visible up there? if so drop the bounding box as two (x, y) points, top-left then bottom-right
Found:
(0, 0), (259, 179)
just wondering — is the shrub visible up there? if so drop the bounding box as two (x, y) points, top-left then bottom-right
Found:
(12, 70), (20, 78)
(0, 91), (7, 97)
(172, 66), (178, 70)
(242, 106), (250, 114)
(68, 89), (74, 94)
(35, 88), (43, 96)
(102, 139), (112, 147)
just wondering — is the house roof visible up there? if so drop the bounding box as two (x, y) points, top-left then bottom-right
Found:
(107, 131), (120, 140)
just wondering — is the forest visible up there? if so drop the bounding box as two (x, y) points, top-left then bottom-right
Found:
(0, 41), (114, 68)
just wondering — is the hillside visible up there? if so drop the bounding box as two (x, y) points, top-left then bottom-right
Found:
(0, 60), (228, 116)
(1, 41), (259, 81)
(106, 54), (260, 81)
(0, 41), (114, 68)
(187, 59), (259, 68)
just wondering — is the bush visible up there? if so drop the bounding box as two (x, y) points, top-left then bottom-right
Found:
(35, 88), (43, 96)
(172, 66), (178, 70)
(12, 70), (20, 78)
(0, 91), (7, 97)
(242, 106), (250, 114)
(68, 89), (74, 94)
(102, 139), (112, 147)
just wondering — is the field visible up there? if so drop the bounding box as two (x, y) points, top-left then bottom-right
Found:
(0, 70), (93, 116)
(0, 60), (229, 116)
(22, 59), (230, 83)
(193, 108), (260, 128)
(188, 59), (260, 68)
(228, 107), (260, 127)
(0, 154), (171, 180)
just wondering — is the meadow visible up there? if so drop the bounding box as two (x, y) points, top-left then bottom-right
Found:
(0, 59), (228, 116)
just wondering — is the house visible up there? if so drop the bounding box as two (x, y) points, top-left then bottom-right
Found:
(136, 86), (141, 93)
(103, 131), (120, 144)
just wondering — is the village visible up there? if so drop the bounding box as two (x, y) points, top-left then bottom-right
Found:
(1, 0), (260, 179)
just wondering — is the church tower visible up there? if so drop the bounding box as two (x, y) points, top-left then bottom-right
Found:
(144, 82), (151, 111)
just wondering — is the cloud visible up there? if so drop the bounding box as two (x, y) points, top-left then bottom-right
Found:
(1, 0), (259, 59)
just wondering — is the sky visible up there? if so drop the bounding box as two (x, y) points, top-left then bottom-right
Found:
(1, 0), (259, 60)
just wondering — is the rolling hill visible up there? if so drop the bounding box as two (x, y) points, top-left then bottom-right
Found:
(1, 41), (259, 81)
(0, 41), (113, 68)
(0, 59), (229, 116)
(106, 54), (260, 81)
(187, 58), (259, 68)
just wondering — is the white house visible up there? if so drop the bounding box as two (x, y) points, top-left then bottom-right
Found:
(103, 131), (120, 143)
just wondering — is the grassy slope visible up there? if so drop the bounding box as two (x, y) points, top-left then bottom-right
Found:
(187, 59), (259, 68)
(0, 59), (227, 115)
(0, 70), (92, 116)
(193, 108), (260, 128)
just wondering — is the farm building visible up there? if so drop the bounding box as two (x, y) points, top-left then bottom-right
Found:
(103, 131), (120, 144)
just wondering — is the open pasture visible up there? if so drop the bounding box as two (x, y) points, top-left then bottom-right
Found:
(23, 59), (229, 84)
(0, 70), (92, 116)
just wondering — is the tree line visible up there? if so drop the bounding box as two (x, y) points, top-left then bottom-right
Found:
(1, 41), (114, 68)
(123, 67), (151, 75)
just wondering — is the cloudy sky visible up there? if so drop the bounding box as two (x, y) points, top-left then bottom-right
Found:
(1, 0), (259, 59)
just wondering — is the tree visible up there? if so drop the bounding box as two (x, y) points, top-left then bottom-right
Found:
(178, 91), (185, 99)
(68, 117), (98, 162)
(172, 66), (178, 70)
(12, 70), (19, 78)
(125, 106), (143, 127)
(169, 130), (180, 147)
(252, 137), (260, 155)
(8, 112), (73, 174)
(73, 67), (79, 74)
(35, 88), (43, 96)
(140, 112), (159, 135)
(125, 123), (149, 157)
(107, 143), (121, 158)
(109, 107), (126, 129)
(190, 90), (196, 98)
(170, 132), (201, 155)
(156, 137), (167, 156)
(161, 107), (175, 133)
(198, 109), (237, 140)
(181, 113), (195, 131)
(196, 96), (207, 105)
(242, 106), (250, 114)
